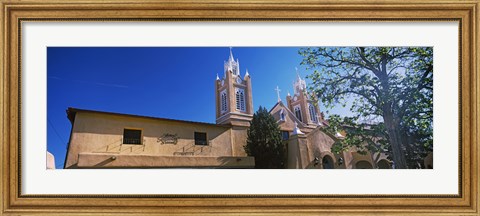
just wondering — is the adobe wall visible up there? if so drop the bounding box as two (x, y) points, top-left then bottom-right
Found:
(65, 112), (237, 168)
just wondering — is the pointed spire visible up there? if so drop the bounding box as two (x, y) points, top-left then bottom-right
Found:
(236, 58), (240, 76)
(229, 47), (234, 62)
(216, 73), (220, 80)
(224, 47), (240, 75)
(287, 91), (291, 96)
(293, 67), (306, 95)
(244, 69), (250, 78)
(295, 67), (302, 81)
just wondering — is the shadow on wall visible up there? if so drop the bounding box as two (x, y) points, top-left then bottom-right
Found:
(377, 159), (391, 169)
(93, 156), (117, 167)
(173, 144), (212, 156)
(355, 160), (373, 169)
(72, 112), (230, 141)
(91, 138), (147, 154)
(216, 156), (254, 168)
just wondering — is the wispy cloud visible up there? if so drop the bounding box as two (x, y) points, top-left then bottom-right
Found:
(94, 82), (129, 88)
(48, 76), (62, 80)
(48, 76), (129, 89)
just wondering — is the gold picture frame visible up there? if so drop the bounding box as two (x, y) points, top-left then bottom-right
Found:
(1, 0), (478, 215)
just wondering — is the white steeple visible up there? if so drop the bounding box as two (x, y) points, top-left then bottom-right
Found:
(229, 47), (234, 62)
(236, 59), (240, 76)
(216, 47), (254, 126)
(216, 73), (220, 80)
(293, 67), (306, 95)
(224, 47), (240, 76)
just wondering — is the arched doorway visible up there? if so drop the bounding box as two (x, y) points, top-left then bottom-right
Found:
(322, 155), (334, 169)
(377, 160), (391, 169)
(355, 160), (373, 169)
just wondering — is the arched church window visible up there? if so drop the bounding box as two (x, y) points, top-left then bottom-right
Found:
(355, 160), (373, 169)
(294, 105), (302, 122)
(240, 91), (245, 111)
(220, 90), (227, 113)
(235, 88), (246, 111)
(322, 155), (334, 169)
(309, 103), (317, 122)
(280, 109), (286, 121)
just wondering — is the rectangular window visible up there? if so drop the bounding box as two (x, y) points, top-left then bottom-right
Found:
(309, 103), (317, 122)
(294, 105), (302, 122)
(194, 132), (208, 145)
(281, 131), (290, 141)
(235, 88), (246, 111)
(280, 109), (286, 121)
(220, 90), (228, 113)
(123, 129), (142, 144)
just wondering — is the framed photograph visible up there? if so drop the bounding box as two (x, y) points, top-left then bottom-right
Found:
(1, 0), (478, 215)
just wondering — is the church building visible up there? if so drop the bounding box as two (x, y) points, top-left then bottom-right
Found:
(63, 49), (391, 169)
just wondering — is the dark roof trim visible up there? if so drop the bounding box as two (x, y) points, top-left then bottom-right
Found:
(66, 107), (230, 128)
(269, 101), (307, 128)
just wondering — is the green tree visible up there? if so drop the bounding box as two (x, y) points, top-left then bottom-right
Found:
(244, 106), (286, 169)
(299, 47), (433, 169)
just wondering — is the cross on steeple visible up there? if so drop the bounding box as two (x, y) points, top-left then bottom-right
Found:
(293, 67), (306, 95)
(295, 67), (301, 80)
(224, 47), (240, 76)
(275, 86), (281, 102)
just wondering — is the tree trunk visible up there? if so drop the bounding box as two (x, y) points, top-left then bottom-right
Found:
(383, 109), (408, 169)
(378, 55), (408, 169)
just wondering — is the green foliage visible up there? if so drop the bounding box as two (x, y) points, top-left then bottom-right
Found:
(244, 106), (286, 169)
(299, 47), (433, 168)
(327, 114), (389, 156)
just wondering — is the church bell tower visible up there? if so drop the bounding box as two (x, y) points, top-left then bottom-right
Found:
(286, 71), (323, 127)
(215, 48), (254, 126)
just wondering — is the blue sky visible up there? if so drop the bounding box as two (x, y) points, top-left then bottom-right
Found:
(47, 47), (352, 169)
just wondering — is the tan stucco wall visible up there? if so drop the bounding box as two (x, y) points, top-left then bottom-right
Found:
(287, 135), (301, 168)
(371, 152), (390, 168)
(270, 102), (314, 134)
(424, 152), (433, 169)
(306, 128), (336, 154)
(342, 151), (354, 169)
(215, 70), (253, 125)
(77, 152), (254, 168)
(65, 112), (245, 168)
(285, 92), (319, 126)
(272, 105), (297, 133)
(350, 152), (375, 169)
(231, 126), (248, 157)
(287, 134), (311, 169)
(47, 151), (55, 169)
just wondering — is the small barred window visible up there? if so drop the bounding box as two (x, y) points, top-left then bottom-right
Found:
(220, 90), (227, 113)
(235, 88), (246, 111)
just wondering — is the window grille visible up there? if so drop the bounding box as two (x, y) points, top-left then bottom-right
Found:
(235, 88), (246, 111)
(194, 132), (208, 145)
(294, 106), (302, 122)
(220, 90), (227, 113)
(309, 103), (317, 122)
(123, 129), (142, 145)
(280, 109), (286, 121)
